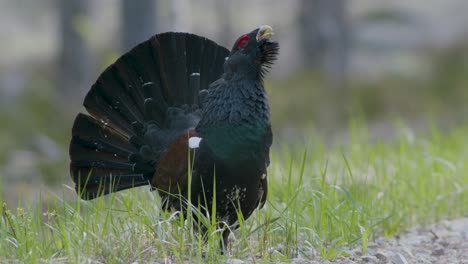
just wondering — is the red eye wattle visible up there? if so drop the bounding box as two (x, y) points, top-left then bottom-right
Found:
(237, 35), (250, 49)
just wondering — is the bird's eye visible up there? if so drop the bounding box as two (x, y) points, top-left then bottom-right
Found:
(237, 35), (250, 49)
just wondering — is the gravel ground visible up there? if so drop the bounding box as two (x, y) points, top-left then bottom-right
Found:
(289, 218), (468, 264)
(224, 218), (468, 264)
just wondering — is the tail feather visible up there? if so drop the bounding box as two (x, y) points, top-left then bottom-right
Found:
(157, 33), (190, 105)
(73, 170), (150, 200)
(70, 32), (229, 199)
(70, 113), (152, 199)
(199, 40), (228, 94)
(71, 113), (136, 156)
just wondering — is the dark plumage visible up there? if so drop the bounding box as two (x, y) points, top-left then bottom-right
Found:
(69, 26), (279, 250)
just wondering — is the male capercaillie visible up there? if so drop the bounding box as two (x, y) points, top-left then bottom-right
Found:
(69, 26), (279, 249)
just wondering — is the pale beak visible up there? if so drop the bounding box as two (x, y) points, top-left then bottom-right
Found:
(256, 25), (274, 41)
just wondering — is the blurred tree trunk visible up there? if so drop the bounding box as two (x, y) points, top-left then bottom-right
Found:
(299, 0), (349, 88)
(58, 0), (91, 99)
(214, 0), (233, 47)
(121, 0), (158, 51)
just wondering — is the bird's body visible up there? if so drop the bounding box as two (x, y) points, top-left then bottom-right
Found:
(69, 26), (278, 249)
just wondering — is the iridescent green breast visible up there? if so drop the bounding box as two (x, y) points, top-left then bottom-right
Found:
(200, 122), (269, 161)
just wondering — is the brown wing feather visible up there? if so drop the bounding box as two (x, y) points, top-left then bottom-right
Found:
(152, 129), (198, 196)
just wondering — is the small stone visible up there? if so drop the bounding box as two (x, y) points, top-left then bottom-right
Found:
(334, 256), (349, 262)
(348, 248), (363, 256)
(432, 248), (445, 256)
(375, 252), (388, 262)
(440, 241), (449, 247)
(149, 260), (167, 264)
(401, 248), (414, 259)
(291, 258), (319, 264)
(367, 242), (379, 249)
(362, 255), (378, 262)
(225, 259), (245, 264)
(391, 253), (408, 264)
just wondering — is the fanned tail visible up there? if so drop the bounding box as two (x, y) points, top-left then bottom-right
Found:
(69, 32), (229, 199)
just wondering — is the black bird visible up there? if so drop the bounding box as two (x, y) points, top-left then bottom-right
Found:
(69, 25), (279, 249)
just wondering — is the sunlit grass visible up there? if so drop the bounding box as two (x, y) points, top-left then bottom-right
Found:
(1, 122), (467, 263)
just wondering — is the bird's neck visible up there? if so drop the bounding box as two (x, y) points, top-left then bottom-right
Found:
(196, 79), (270, 160)
(223, 57), (261, 81)
(223, 69), (259, 82)
(199, 78), (270, 127)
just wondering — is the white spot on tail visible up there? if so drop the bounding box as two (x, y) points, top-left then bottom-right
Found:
(190, 72), (200, 76)
(188, 137), (202, 149)
(261, 173), (266, 180)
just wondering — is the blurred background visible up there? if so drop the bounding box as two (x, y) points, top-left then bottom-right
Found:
(1, 0), (468, 206)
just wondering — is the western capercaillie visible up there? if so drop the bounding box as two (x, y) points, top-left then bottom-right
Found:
(69, 25), (279, 250)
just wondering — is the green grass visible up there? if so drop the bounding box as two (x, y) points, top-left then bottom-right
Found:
(1, 122), (467, 263)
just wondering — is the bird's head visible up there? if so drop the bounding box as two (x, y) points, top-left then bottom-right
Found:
(224, 25), (279, 80)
